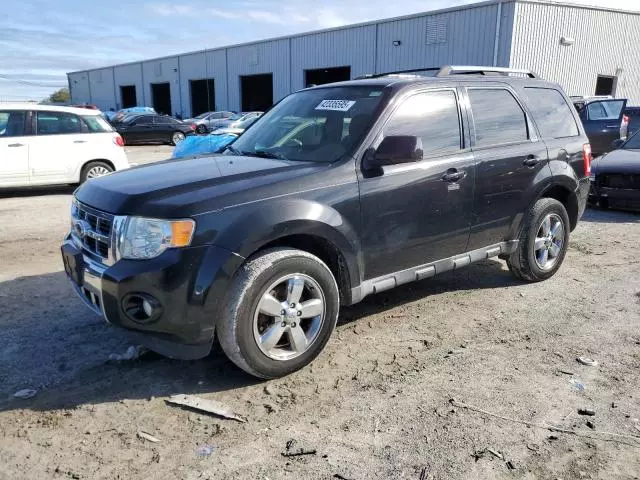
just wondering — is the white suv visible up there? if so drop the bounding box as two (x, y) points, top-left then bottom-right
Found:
(0, 104), (129, 188)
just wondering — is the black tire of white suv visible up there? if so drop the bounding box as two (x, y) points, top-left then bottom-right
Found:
(217, 248), (340, 379)
(80, 161), (114, 183)
(507, 198), (571, 282)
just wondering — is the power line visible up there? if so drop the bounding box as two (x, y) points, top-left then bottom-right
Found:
(0, 74), (67, 88)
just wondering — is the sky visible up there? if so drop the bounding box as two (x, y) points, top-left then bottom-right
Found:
(1, 0), (638, 101)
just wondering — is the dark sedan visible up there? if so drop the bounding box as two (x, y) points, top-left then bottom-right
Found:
(589, 131), (640, 211)
(115, 113), (194, 146)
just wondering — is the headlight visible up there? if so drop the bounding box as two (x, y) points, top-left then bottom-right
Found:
(114, 216), (195, 260)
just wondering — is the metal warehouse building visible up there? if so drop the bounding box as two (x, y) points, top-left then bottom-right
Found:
(68, 0), (640, 118)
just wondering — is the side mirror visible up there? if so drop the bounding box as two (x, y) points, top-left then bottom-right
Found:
(611, 138), (625, 149)
(365, 136), (423, 169)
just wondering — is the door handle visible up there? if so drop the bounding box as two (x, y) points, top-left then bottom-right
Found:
(8, 143), (24, 147)
(441, 169), (466, 182)
(523, 156), (541, 167)
(73, 140), (87, 144)
(605, 124), (620, 128)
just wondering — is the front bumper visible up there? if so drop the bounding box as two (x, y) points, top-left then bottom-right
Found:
(589, 180), (640, 211)
(61, 237), (244, 359)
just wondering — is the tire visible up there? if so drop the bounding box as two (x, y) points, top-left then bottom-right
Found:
(507, 198), (570, 282)
(196, 124), (208, 134)
(80, 161), (113, 183)
(217, 248), (340, 379)
(171, 131), (186, 145)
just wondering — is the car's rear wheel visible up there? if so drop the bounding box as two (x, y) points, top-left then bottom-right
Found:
(80, 161), (114, 183)
(171, 131), (186, 145)
(507, 198), (570, 282)
(196, 124), (208, 134)
(217, 248), (340, 379)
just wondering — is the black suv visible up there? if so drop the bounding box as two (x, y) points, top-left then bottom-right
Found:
(61, 66), (591, 379)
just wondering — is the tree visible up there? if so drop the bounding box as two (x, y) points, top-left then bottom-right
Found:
(48, 88), (70, 103)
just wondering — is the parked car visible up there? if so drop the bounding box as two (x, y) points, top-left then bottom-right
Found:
(624, 106), (640, 138)
(0, 104), (129, 188)
(182, 111), (235, 134)
(589, 130), (640, 211)
(62, 65), (590, 379)
(107, 107), (156, 123)
(114, 113), (194, 145)
(211, 113), (261, 136)
(214, 111), (263, 131)
(572, 96), (628, 156)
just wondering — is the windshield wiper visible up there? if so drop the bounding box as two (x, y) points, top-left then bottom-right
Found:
(224, 145), (244, 155)
(252, 150), (288, 160)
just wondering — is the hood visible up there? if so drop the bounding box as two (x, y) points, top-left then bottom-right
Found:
(74, 155), (326, 217)
(213, 127), (243, 135)
(592, 149), (640, 175)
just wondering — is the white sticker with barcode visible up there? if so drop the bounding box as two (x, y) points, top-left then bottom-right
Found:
(315, 100), (356, 112)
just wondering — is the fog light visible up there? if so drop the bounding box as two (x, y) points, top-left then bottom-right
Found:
(122, 293), (162, 324)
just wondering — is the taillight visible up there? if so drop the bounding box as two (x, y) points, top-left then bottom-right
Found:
(582, 143), (592, 176)
(621, 114), (629, 140)
(113, 134), (124, 147)
(191, 123), (196, 131)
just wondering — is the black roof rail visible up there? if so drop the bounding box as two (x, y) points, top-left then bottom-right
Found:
(354, 65), (538, 80)
(436, 65), (538, 78)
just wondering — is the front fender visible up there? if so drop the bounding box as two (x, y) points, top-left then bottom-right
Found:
(195, 197), (363, 289)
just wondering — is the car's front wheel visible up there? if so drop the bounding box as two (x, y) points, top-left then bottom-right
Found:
(217, 248), (340, 379)
(507, 198), (570, 282)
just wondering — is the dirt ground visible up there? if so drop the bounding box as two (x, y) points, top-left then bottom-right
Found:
(1, 155), (639, 479)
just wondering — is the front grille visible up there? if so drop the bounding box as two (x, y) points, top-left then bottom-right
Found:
(599, 174), (640, 190)
(71, 201), (114, 264)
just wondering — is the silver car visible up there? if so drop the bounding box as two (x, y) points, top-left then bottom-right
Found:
(184, 111), (235, 134)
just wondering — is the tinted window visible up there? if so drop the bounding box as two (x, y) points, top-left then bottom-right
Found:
(469, 89), (529, 147)
(523, 88), (579, 138)
(131, 115), (153, 125)
(383, 90), (461, 157)
(587, 100), (624, 121)
(81, 115), (112, 132)
(0, 111), (28, 137)
(36, 111), (83, 135)
(156, 116), (179, 125)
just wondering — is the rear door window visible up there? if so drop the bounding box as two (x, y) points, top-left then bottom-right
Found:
(587, 100), (625, 120)
(0, 111), (28, 137)
(81, 115), (113, 132)
(523, 87), (580, 138)
(468, 89), (529, 147)
(36, 111), (83, 135)
(383, 90), (462, 157)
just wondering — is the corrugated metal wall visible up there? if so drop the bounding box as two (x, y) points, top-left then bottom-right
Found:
(510, 1), (640, 103)
(68, 72), (91, 106)
(290, 25), (377, 91)
(178, 50), (228, 115)
(226, 39), (291, 112)
(376, 1), (515, 72)
(113, 64), (144, 108)
(141, 56), (181, 116)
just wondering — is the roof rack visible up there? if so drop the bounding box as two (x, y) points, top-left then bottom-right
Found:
(355, 65), (538, 80)
(436, 65), (538, 78)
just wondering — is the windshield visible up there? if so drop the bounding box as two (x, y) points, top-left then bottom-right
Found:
(622, 131), (640, 150)
(228, 86), (387, 162)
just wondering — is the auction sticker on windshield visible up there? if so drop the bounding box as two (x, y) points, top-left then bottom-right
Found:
(315, 100), (356, 112)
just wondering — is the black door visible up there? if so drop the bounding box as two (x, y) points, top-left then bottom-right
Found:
(121, 115), (154, 144)
(465, 87), (549, 251)
(151, 82), (172, 116)
(154, 115), (181, 142)
(120, 85), (137, 108)
(580, 99), (627, 155)
(358, 88), (475, 279)
(190, 79), (215, 117)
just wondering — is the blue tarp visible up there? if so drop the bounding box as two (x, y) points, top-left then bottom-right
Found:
(172, 134), (238, 158)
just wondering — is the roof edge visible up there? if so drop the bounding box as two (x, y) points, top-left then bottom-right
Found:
(517, 0), (640, 16)
(67, 0), (512, 75)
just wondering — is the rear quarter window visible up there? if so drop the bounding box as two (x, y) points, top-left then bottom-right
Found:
(81, 115), (113, 133)
(523, 87), (580, 139)
(468, 88), (529, 147)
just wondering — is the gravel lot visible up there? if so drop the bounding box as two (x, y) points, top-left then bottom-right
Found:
(1, 148), (639, 479)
